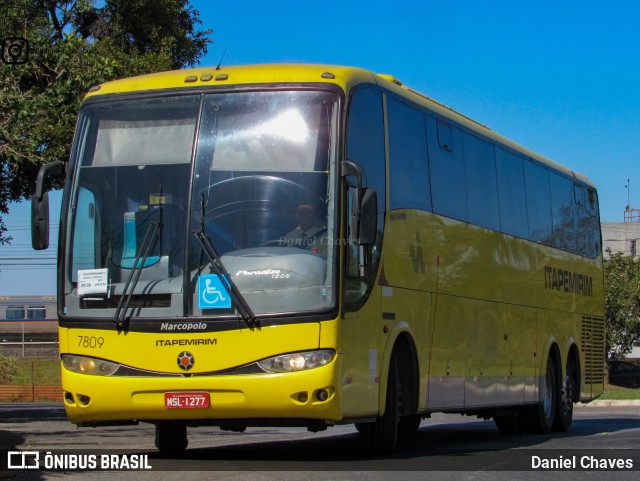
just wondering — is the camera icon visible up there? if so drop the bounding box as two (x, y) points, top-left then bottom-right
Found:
(2, 36), (29, 64)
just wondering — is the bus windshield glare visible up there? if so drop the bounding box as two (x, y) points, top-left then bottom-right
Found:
(64, 90), (339, 320)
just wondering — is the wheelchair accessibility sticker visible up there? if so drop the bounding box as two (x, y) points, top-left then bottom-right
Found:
(198, 274), (231, 309)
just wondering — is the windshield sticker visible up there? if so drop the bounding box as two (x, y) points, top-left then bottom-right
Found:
(77, 268), (108, 296)
(198, 274), (231, 309)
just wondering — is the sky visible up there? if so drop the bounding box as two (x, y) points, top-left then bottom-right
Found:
(2, 0), (640, 295)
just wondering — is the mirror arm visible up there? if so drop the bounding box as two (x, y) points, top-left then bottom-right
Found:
(34, 161), (65, 200)
(341, 160), (363, 190)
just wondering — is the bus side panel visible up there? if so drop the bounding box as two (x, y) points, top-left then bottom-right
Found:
(339, 290), (382, 417)
(425, 294), (466, 410)
(379, 286), (431, 411)
(504, 304), (537, 404)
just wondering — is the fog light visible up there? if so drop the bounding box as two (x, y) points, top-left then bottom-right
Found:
(298, 392), (309, 403)
(316, 389), (329, 402)
(78, 394), (91, 406)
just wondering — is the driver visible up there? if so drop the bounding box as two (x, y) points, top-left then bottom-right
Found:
(284, 204), (327, 256)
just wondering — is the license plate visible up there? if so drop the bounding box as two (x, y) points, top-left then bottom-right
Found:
(164, 392), (210, 409)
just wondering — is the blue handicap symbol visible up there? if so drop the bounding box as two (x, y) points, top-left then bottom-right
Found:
(198, 274), (231, 309)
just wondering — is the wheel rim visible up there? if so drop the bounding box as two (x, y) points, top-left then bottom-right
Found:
(561, 375), (573, 417)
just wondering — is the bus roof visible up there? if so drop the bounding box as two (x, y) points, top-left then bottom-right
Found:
(84, 63), (594, 188)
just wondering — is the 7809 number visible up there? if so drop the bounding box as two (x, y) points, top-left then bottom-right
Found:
(77, 336), (105, 348)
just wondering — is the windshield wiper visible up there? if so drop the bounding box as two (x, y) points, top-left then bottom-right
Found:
(114, 207), (162, 330)
(193, 228), (258, 329)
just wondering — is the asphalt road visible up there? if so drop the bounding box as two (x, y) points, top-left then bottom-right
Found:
(1, 402), (640, 480)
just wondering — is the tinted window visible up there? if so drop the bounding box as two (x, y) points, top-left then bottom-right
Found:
(524, 161), (552, 244)
(27, 306), (46, 319)
(6, 306), (25, 320)
(428, 116), (467, 220)
(346, 87), (386, 207)
(387, 97), (431, 211)
(463, 133), (499, 230)
(550, 173), (576, 252)
(587, 189), (602, 257)
(345, 87), (386, 310)
(574, 184), (601, 258)
(495, 148), (528, 238)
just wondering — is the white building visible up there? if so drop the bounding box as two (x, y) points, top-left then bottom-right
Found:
(602, 221), (640, 257)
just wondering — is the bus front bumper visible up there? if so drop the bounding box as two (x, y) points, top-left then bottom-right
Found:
(62, 364), (341, 426)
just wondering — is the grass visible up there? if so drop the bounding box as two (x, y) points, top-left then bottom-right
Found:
(12, 358), (61, 385)
(599, 384), (640, 400)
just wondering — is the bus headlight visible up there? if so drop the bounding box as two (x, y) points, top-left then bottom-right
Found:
(257, 349), (335, 373)
(62, 355), (119, 376)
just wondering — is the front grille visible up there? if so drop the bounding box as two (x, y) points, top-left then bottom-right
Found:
(581, 316), (605, 384)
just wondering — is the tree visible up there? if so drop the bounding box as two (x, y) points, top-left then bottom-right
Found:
(604, 251), (640, 359)
(0, 0), (212, 240)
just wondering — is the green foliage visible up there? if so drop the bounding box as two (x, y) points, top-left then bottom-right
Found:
(13, 357), (61, 385)
(604, 251), (640, 359)
(0, 0), (212, 237)
(599, 385), (640, 400)
(0, 352), (20, 383)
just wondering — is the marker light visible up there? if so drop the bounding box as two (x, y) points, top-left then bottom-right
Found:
(62, 355), (119, 376)
(257, 350), (335, 373)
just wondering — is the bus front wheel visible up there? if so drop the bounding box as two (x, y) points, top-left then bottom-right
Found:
(359, 355), (400, 452)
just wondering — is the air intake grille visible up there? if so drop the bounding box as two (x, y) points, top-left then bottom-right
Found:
(581, 316), (605, 384)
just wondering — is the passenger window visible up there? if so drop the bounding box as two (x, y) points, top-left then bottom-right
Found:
(496, 148), (528, 238)
(550, 173), (576, 252)
(428, 116), (467, 221)
(387, 97), (431, 211)
(463, 132), (499, 231)
(524, 161), (552, 245)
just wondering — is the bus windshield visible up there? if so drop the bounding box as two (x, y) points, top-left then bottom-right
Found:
(63, 90), (338, 321)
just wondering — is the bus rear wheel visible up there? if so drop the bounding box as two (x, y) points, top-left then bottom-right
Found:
(554, 357), (577, 432)
(359, 355), (400, 452)
(155, 424), (188, 453)
(523, 354), (557, 434)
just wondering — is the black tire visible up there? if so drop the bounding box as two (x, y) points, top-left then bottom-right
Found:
(360, 355), (400, 452)
(398, 414), (422, 437)
(522, 355), (557, 434)
(354, 422), (366, 434)
(554, 358), (577, 432)
(155, 424), (188, 454)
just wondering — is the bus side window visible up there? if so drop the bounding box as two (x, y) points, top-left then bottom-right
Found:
(344, 87), (385, 310)
(550, 173), (576, 253)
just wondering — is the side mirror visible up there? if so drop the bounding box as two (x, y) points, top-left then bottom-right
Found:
(350, 188), (377, 246)
(343, 160), (378, 246)
(31, 161), (65, 250)
(32, 191), (50, 250)
(358, 188), (377, 245)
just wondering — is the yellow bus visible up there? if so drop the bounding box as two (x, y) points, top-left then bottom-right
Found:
(32, 64), (605, 453)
